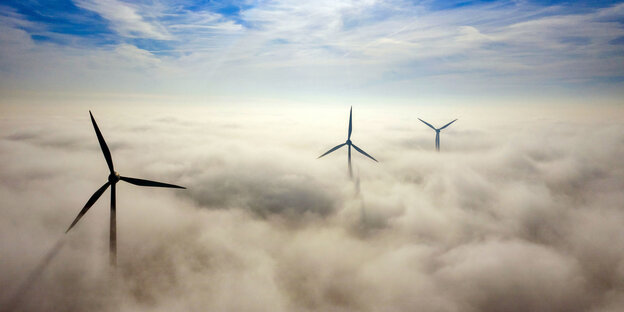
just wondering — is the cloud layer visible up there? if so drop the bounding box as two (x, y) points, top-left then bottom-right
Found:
(1, 1), (623, 102)
(1, 105), (623, 312)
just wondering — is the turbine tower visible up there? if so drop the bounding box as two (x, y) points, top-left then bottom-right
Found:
(318, 107), (377, 178)
(418, 118), (457, 151)
(65, 111), (185, 266)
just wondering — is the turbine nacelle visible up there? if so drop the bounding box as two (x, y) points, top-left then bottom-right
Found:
(346, 139), (352, 145)
(108, 172), (120, 184)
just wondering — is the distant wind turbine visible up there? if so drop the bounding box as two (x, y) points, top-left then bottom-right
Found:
(318, 107), (377, 178)
(418, 118), (457, 151)
(65, 111), (185, 266)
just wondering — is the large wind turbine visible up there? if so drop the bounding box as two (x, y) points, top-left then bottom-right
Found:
(318, 107), (377, 178)
(418, 118), (457, 151)
(65, 111), (185, 266)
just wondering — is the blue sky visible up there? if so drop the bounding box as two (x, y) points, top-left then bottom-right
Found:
(1, 0), (623, 105)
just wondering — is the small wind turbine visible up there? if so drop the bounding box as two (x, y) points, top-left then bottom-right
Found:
(65, 111), (185, 266)
(318, 107), (377, 178)
(418, 118), (457, 151)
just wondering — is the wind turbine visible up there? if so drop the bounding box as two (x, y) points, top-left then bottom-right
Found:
(65, 111), (185, 266)
(418, 118), (457, 151)
(318, 107), (377, 178)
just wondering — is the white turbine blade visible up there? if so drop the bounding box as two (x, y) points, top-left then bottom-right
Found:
(439, 119), (457, 130)
(418, 118), (436, 130)
(352, 144), (378, 162)
(120, 176), (185, 189)
(348, 106), (353, 140)
(66, 182), (110, 233)
(318, 143), (346, 158)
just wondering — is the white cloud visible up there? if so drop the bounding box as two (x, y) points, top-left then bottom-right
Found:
(114, 43), (161, 66)
(74, 0), (171, 39)
(167, 10), (244, 33)
(1, 105), (624, 311)
(1, 0), (623, 102)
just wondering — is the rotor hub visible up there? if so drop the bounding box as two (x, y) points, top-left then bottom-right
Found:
(108, 172), (120, 184)
(346, 139), (352, 145)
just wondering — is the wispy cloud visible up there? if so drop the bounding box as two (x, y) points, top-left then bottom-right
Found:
(73, 0), (171, 39)
(0, 0), (622, 103)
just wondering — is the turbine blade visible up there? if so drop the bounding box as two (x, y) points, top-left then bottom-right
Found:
(352, 143), (378, 162)
(120, 176), (186, 189)
(348, 106), (353, 140)
(66, 182), (110, 233)
(89, 111), (114, 173)
(439, 119), (457, 130)
(418, 118), (437, 131)
(318, 143), (346, 158)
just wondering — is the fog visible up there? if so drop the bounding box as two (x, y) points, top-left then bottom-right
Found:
(1, 104), (623, 312)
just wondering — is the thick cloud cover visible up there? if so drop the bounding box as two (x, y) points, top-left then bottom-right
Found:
(1, 104), (623, 312)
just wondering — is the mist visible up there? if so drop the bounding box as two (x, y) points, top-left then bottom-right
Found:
(1, 104), (623, 312)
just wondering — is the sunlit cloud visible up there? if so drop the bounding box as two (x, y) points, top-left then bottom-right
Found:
(1, 105), (623, 311)
(74, 0), (171, 39)
(0, 1), (622, 103)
